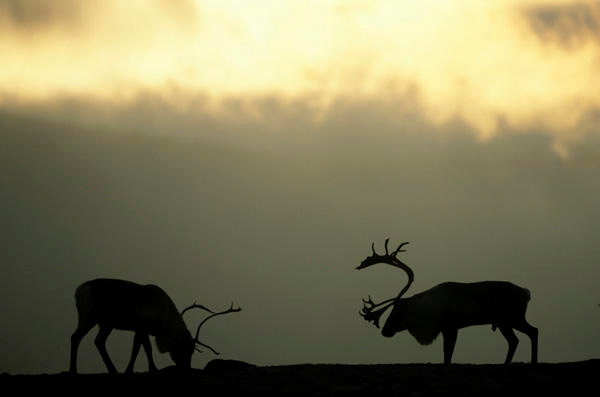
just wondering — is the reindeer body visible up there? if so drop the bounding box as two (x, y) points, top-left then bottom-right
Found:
(383, 281), (530, 340)
(69, 278), (241, 374)
(75, 279), (189, 341)
(358, 241), (538, 364)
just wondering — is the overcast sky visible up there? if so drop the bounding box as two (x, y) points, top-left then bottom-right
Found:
(1, 0), (599, 374)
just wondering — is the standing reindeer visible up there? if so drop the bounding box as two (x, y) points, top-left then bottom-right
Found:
(69, 278), (241, 374)
(357, 239), (538, 364)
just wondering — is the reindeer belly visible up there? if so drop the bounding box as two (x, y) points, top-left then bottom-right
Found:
(439, 282), (511, 329)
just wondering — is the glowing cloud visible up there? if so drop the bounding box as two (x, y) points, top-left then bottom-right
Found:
(1, 0), (599, 150)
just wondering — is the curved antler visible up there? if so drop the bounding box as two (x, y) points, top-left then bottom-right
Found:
(357, 239), (414, 327)
(181, 301), (215, 317)
(359, 296), (396, 328)
(193, 302), (242, 355)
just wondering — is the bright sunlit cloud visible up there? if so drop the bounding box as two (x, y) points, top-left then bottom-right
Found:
(1, 0), (599, 150)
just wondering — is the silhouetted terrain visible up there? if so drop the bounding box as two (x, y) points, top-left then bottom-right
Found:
(2, 359), (598, 395)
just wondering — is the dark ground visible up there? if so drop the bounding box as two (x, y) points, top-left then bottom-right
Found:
(2, 359), (598, 395)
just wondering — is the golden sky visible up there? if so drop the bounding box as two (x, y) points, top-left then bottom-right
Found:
(1, 0), (599, 153)
(2, 2), (600, 375)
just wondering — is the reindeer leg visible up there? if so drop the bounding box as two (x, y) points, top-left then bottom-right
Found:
(499, 326), (519, 364)
(125, 332), (142, 374)
(442, 328), (458, 364)
(515, 321), (538, 364)
(95, 326), (118, 374)
(69, 321), (95, 374)
(140, 334), (157, 372)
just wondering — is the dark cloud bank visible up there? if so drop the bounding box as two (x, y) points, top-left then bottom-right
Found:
(0, 0), (198, 31)
(524, 1), (600, 48)
(0, 0), (85, 30)
(1, 95), (599, 374)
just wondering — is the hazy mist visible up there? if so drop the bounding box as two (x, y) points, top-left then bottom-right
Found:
(1, 93), (599, 374)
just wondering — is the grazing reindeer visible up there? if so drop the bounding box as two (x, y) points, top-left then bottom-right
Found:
(357, 240), (538, 364)
(69, 278), (241, 374)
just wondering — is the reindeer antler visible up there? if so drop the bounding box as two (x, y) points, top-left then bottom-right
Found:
(357, 239), (414, 327)
(357, 239), (410, 269)
(359, 296), (396, 328)
(390, 241), (410, 257)
(192, 302), (242, 355)
(181, 301), (215, 317)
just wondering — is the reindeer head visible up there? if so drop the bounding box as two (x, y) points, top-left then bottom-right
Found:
(178, 302), (242, 367)
(166, 335), (196, 369)
(357, 239), (414, 328)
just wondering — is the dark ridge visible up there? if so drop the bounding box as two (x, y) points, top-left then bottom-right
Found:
(1, 360), (598, 395)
